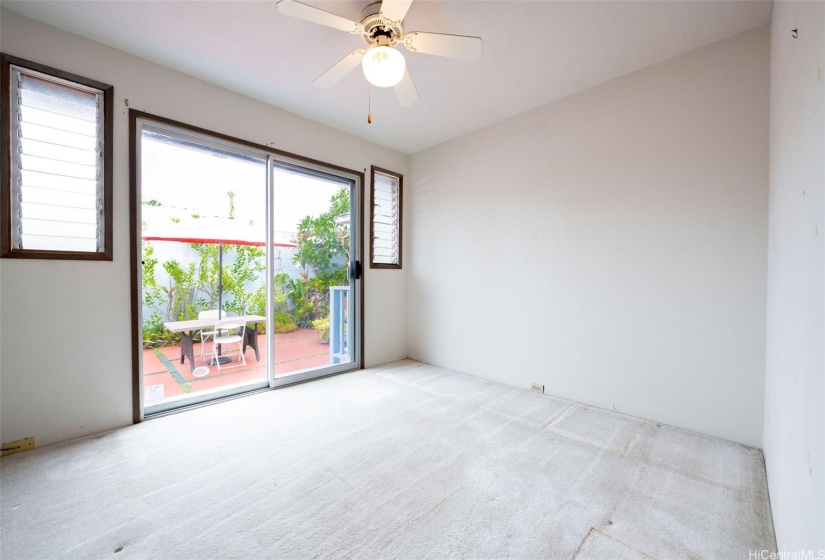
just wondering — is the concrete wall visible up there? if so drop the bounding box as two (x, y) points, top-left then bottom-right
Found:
(408, 26), (770, 447)
(0, 9), (408, 447)
(764, 0), (825, 551)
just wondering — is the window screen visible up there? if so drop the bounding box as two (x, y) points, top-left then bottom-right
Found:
(2, 55), (112, 259)
(370, 167), (402, 268)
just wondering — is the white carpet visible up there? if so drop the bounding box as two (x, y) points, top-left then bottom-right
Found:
(1, 360), (775, 559)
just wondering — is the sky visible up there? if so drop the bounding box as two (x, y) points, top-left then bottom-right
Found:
(140, 134), (347, 235)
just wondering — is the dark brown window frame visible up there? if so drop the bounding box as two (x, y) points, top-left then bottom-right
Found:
(1, 53), (114, 261)
(370, 165), (403, 270)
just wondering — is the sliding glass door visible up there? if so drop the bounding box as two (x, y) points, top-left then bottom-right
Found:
(134, 116), (360, 416)
(269, 161), (358, 386)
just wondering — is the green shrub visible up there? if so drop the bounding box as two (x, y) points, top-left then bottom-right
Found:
(274, 312), (298, 333)
(142, 310), (181, 348)
(290, 188), (350, 326)
(311, 317), (330, 343)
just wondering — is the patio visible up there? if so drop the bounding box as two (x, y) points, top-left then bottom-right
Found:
(143, 328), (335, 403)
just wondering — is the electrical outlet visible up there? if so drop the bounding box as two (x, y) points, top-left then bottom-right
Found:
(530, 383), (544, 394)
(2, 437), (35, 457)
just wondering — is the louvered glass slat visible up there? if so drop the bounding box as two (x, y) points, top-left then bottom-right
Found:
(20, 77), (98, 121)
(374, 201), (397, 215)
(19, 153), (96, 181)
(20, 137), (98, 167)
(22, 185), (96, 209)
(20, 218), (98, 240)
(20, 106), (97, 137)
(20, 234), (97, 252)
(20, 201), (97, 224)
(374, 210), (396, 220)
(20, 121), (97, 151)
(373, 230), (398, 241)
(374, 180), (395, 191)
(21, 169), (97, 195)
(373, 191), (394, 203)
(11, 65), (105, 253)
(373, 230), (397, 240)
(372, 171), (400, 265)
(374, 233), (398, 244)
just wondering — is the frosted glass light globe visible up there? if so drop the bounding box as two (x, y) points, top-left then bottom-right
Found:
(361, 46), (405, 88)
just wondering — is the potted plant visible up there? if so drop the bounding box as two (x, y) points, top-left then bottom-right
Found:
(311, 317), (330, 344)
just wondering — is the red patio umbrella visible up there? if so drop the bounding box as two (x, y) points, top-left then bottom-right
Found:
(141, 207), (295, 361)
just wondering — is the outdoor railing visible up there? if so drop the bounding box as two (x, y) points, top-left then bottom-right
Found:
(330, 286), (349, 364)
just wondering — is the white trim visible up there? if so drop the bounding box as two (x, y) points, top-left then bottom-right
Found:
(145, 380), (271, 417)
(9, 67), (22, 249)
(135, 118), (145, 420)
(95, 83), (105, 252)
(267, 156), (276, 389)
(140, 120), (269, 161)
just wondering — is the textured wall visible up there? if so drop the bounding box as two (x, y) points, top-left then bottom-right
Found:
(408, 27), (770, 447)
(764, 0), (825, 551)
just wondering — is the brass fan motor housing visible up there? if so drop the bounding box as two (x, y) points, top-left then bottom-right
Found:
(360, 1), (404, 47)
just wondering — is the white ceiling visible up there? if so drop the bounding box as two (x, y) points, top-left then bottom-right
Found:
(3, 0), (772, 154)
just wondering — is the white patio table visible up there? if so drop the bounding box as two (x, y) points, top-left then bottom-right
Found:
(164, 314), (266, 372)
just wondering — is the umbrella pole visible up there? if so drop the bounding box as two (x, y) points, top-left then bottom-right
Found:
(210, 241), (231, 366)
(218, 241), (223, 320)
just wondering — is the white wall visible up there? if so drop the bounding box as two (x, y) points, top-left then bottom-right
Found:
(764, 0), (825, 551)
(0, 9), (408, 447)
(408, 26), (769, 447)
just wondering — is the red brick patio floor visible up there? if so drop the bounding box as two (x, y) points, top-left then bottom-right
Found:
(143, 328), (336, 404)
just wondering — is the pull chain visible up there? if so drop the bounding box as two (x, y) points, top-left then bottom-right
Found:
(367, 83), (372, 124)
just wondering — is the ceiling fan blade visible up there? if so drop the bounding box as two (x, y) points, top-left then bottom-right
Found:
(313, 49), (366, 88)
(277, 0), (364, 34)
(403, 32), (483, 61)
(379, 0), (414, 24)
(393, 70), (419, 107)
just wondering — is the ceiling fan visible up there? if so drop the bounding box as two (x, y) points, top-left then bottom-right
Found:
(277, 0), (483, 107)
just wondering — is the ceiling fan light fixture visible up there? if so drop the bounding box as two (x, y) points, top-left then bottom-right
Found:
(361, 46), (405, 87)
